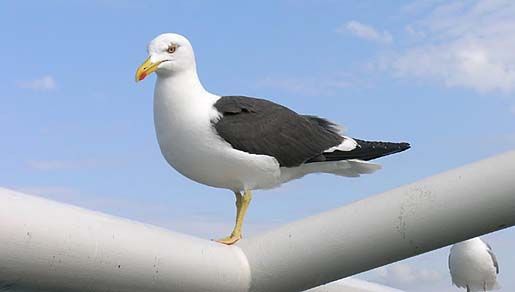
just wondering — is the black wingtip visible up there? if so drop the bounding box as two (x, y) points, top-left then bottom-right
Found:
(398, 142), (411, 151)
(354, 140), (411, 160)
(321, 139), (411, 162)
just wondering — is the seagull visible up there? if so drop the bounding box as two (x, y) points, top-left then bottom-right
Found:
(135, 33), (410, 245)
(449, 237), (500, 292)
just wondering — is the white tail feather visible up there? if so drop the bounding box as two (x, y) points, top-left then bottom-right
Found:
(331, 159), (382, 177)
(279, 159), (381, 183)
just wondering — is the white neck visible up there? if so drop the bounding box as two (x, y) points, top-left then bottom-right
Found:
(153, 67), (219, 128)
(155, 67), (210, 100)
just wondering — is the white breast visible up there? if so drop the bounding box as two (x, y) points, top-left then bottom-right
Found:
(153, 77), (280, 191)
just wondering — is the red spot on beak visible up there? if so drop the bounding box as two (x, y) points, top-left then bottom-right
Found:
(139, 72), (147, 81)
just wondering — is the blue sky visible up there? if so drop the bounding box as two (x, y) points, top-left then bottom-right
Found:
(1, 0), (514, 291)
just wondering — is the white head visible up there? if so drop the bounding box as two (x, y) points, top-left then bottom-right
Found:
(135, 33), (196, 81)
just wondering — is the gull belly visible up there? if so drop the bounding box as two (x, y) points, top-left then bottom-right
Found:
(153, 79), (280, 192)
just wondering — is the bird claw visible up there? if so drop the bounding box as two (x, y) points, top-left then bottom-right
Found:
(214, 234), (242, 245)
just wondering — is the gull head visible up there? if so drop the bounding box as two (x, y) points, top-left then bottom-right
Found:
(135, 33), (196, 81)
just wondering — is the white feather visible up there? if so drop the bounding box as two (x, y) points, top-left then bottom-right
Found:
(325, 136), (358, 152)
(449, 237), (500, 291)
(278, 159), (381, 183)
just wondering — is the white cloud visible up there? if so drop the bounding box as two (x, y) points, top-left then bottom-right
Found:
(388, 0), (515, 93)
(305, 277), (405, 292)
(17, 75), (57, 91)
(404, 25), (426, 38)
(16, 186), (80, 198)
(340, 20), (393, 44)
(373, 263), (442, 288)
(27, 159), (100, 171)
(13, 186), (83, 203)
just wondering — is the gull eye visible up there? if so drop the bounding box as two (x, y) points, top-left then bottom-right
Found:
(167, 44), (177, 54)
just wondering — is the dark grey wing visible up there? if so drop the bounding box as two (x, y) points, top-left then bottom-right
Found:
(486, 244), (499, 274)
(212, 96), (343, 167)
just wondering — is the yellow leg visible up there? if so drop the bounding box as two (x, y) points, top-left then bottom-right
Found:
(216, 190), (252, 245)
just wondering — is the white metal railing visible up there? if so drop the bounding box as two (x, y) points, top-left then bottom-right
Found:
(1, 151), (514, 292)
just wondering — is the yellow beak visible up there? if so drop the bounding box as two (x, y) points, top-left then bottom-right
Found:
(135, 57), (161, 82)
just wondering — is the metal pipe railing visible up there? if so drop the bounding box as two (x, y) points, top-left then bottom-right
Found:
(239, 151), (515, 291)
(1, 151), (514, 292)
(0, 189), (250, 292)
